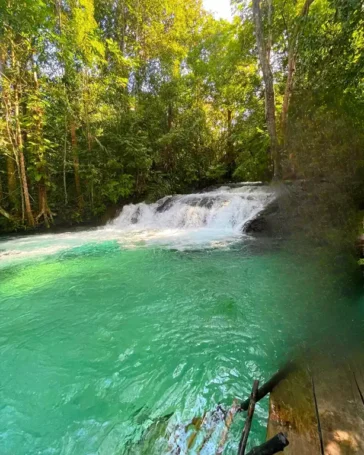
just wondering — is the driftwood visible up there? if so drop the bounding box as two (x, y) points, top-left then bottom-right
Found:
(238, 380), (259, 455)
(246, 433), (289, 455)
(240, 361), (297, 411)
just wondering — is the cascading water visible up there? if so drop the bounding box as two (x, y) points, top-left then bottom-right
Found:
(111, 184), (273, 232)
(0, 184), (274, 263)
(104, 184), (275, 249)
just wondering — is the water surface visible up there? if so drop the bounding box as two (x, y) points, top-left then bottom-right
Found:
(0, 186), (362, 454)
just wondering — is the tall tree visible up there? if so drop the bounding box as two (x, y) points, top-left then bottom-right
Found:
(252, 0), (280, 178)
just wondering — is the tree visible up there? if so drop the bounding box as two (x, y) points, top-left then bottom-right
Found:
(252, 0), (280, 179)
(1, 0), (363, 233)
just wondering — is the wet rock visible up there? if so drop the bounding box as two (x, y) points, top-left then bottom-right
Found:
(201, 181), (265, 192)
(156, 196), (175, 213)
(187, 196), (221, 208)
(243, 216), (270, 234)
(131, 207), (141, 224)
(197, 196), (217, 208)
(242, 180), (342, 239)
(243, 201), (280, 236)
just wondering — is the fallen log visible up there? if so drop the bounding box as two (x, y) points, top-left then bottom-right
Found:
(240, 361), (297, 411)
(238, 380), (259, 455)
(246, 433), (289, 455)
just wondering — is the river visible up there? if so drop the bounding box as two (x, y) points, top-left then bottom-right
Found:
(0, 185), (362, 454)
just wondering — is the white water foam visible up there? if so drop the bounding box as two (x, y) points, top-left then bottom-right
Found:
(110, 185), (272, 232)
(0, 184), (274, 263)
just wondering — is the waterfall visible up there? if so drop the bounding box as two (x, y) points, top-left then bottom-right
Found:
(0, 184), (274, 263)
(110, 184), (274, 233)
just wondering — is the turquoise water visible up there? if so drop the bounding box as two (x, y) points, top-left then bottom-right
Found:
(0, 232), (361, 454)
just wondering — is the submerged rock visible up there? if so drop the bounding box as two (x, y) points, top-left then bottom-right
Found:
(123, 414), (171, 454)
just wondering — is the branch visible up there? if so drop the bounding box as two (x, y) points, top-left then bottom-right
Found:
(240, 361), (297, 411)
(0, 206), (13, 219)
(238, 380), (260, 455)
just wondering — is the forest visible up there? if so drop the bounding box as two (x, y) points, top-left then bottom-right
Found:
(0, 0), (363, 232)
(2, 2), (364, 454)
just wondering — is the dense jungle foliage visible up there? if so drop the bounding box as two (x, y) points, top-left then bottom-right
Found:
(0, 0), (363, 231)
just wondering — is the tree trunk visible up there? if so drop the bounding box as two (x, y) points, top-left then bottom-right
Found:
(252, 0), (280, 179)
(226, 109), (234, 176)
(266, 0), (273, 61)
(167, 103), (173, 131)
(83, 70), (94, 208)
(55, 0), (82, 212)
(281, 0), (315, 143)
(281, 49), (295, 142)
(55, 0), (62, 30)
(70, 121), (83, 211)
(32, 56), (53, 226)
(164, 103), (174, 171)
(116, 1), (127, 54)
(37, 183), (52, 227)
(18, 144), (34, 227)
(7, 156), (17, 205)
(0, 47), (18, 208)
(63, 114), (68, 205)
(13, 45), (34, 227)
(2, 89), (20, 207)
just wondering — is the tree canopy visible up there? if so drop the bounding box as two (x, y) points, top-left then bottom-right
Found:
(0, 0), (363, 231)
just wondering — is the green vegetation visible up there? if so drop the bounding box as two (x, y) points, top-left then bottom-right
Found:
(0, 0), (364, 231)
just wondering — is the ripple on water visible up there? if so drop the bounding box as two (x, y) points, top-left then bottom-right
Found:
(0, 231), (359, 454)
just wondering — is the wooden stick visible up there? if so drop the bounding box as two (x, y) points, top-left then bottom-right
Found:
(238, 380), (259, 455)
(240, 361), (296, 411)
(246, 432), (289, 455)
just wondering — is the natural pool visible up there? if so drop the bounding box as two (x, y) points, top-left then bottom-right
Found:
(0, 186), (362, 454)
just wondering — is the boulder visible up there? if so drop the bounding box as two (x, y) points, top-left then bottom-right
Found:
(243, 201), (281, 236)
